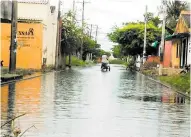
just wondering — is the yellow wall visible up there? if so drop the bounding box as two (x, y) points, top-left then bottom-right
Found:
(171, 40), (180, 68)
(175, 16), (189, 33)
(1, 23), (43, 69)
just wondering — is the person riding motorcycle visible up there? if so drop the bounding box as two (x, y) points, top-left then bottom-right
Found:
(101, 55), (109, 69)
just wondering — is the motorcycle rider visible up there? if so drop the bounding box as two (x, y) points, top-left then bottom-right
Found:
(101, 55), (109, 68)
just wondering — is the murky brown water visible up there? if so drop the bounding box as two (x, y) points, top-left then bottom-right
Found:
(1, 65), (190, 137)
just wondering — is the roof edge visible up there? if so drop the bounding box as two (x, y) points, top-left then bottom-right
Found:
(180, 11), (191, 15)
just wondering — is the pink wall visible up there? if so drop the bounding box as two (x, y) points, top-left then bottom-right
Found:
(163, 41), (172, 67)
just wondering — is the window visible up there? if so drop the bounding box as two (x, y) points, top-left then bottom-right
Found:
(176, 43), (179, 58)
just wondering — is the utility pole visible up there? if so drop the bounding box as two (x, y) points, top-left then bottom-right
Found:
(80, 0), (85, 60)
(89, 24), (93, 38)
(159, 0), (166, 75)
(95, 25), (98, 43)
(143, 5), (147, 64)
(72, 0), (76, 22)
(9, 0), (18, 73)
(77, 0), (90, 59)
(55, 0), (61, 69)
(73, 0), (75, 12)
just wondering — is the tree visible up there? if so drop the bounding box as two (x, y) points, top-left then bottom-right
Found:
(61, 11), (102, 61)
(144, 12), (161, 27)
(108, 21), (161, 56)
(111, 45), (122, 58)
(61, 11), (82, 54)
(158, 0), (189, 30)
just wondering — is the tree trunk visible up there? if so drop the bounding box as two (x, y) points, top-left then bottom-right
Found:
(69, 53), (71, 67)
(61, 53), (66, 69)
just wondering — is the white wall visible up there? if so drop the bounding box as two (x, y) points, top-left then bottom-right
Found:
(18, 3), (48, 21)
(45, 9), (58, 66)
(18, 2), (58, 67)
(187, 36), (191, 65)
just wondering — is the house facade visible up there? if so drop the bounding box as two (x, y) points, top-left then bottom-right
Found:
(1, 0), (58, 69)
(163, 11), (191, 69)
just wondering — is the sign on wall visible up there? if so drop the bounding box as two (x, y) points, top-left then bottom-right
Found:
(1, 23), (43, 69)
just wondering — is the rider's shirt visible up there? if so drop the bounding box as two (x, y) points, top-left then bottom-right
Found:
(102, 55), (109, 63)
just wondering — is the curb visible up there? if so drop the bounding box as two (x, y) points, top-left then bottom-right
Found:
(1, 70), (64, 86)
(0, 65), (95, 86)
(138, 72), (190, 99)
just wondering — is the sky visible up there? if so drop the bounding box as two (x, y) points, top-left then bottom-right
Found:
(49, 0), (188, 51)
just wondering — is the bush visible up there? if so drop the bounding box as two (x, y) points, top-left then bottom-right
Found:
(159, 73), (190, 94)
(109, 59), (126, 64)
(141, 61), (158, 70)
(66, 56), (86, 66)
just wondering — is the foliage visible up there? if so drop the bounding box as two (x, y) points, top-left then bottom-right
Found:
(61, 11), (102, 61)
(144, 12), (161, 27)
(61, 11), (82, 54)
(141, 61), (158, 70)
(126, 58), (136, 71)
(66, 56), (86, 66)
(111, 45), (122, 58)
(158, 0), (189, 30)
(108, 21), (161, 56)
(109, 59), (126, 64)
(160, 73), (190, 94)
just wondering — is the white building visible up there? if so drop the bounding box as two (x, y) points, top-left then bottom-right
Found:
(17, 0), (58, 67)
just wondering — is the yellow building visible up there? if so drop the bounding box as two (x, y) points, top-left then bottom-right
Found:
(165, 11), (191, 69)
(1, 23), (43, 69)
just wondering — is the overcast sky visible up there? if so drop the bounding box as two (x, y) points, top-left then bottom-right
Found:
(50, 0), (188, 51)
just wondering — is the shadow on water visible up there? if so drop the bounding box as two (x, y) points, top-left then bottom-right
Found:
(118, 94), (186, 104)
(118, 71), (188, 104)
(1, 82), (16, 136)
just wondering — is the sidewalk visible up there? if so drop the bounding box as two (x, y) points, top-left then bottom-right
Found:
(1, 67), (41, 84)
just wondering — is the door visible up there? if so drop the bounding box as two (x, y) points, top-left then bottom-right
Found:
(180, 38), (187, 68)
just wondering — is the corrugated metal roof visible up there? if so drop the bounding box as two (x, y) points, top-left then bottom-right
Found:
(18, 0), (49, 4)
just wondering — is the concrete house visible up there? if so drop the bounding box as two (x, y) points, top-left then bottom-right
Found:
(163, 11), (191, 69)
(1, 0), (58, 69)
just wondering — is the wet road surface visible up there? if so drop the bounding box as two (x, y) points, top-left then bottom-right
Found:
(1, 65), (190, 137)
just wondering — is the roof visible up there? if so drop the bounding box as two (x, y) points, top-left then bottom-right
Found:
(151, 33), (190, 46)
(182, 14), (191, 28)
(180, 11), (191, 29)
(18, 0), (49, 4)
(165, 33), (190, 41)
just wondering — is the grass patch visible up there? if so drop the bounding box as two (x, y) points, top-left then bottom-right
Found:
(159, 73), (190, 94)
(1, 67), (40, 76)
(1, 73), (20, 78)
(66, 56), (94, 67)
(109, 59), (126, 65)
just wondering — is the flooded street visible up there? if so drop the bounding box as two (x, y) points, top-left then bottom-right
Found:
(1, 65), (190, 137)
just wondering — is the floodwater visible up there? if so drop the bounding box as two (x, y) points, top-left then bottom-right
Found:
(1, 65), (190, 137)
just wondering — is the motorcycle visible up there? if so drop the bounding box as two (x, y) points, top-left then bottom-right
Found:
(101, 63), (110, 71)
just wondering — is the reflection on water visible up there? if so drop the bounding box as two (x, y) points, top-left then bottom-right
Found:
(1, 65), (190, 137)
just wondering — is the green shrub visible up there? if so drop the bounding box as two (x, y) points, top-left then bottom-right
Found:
(66, 56), (86, 66)
(159, 73), (190, 93)
(109, 59), (126, 64)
